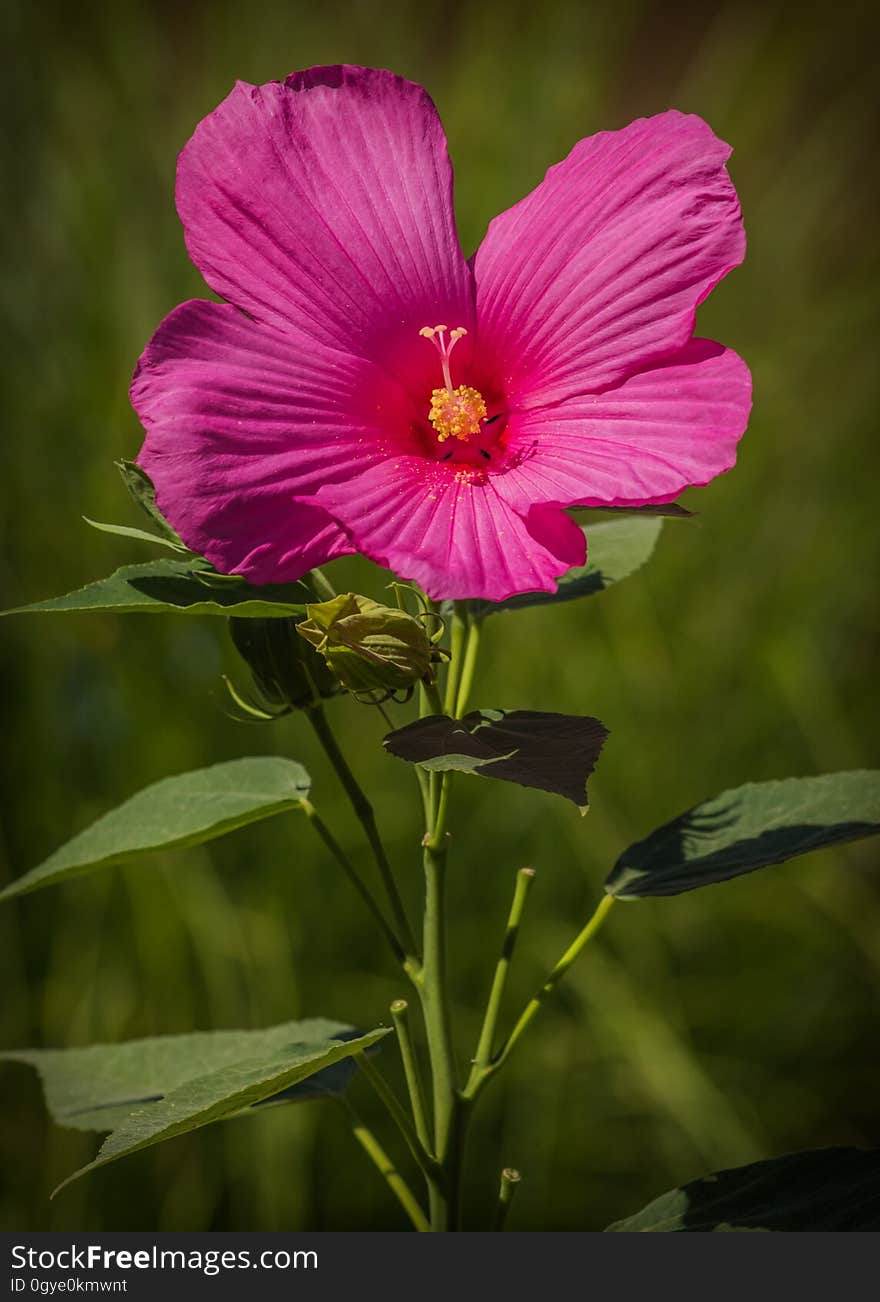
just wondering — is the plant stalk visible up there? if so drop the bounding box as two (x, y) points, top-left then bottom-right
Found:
(454, 616), (481, 717)
(307, 705), (418, 958)
(411, 771), (458, 1229)
(390, 999), (432, 1156)
(347, 1106), (430, 1232)
(492, 1168), (521, 1231)
(301, 801), (403, 963)
(465, 892), (616, 1100)
(357, 1051), (438, 1178)
(444, 604), (467, 715)
(470, 868), (536, 1077)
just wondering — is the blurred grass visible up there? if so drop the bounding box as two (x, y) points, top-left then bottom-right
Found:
(1, 0), (879, 1231)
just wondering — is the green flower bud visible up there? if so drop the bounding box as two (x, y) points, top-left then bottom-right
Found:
(296, 593), (441, 700)
(229, 615), (341, 715)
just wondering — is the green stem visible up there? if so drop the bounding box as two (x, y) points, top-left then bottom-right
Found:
(401, 688), (431, 827)
(346, 1105), (430, 1232)
(301, 800), (403, 963)
(454, 616), (481, 717)
(410, 604), (485, 1229)
(415, 684), (440, 833)
(357, 1052), (438, 1178)
(470, 868), (536, 1078)
(390, 999), (432, 1156)
(448, 865), (534, 1228)
(307, 705), (418, 958)
(465, 893), (616, 1100)
(411, 771), (458, 1230)
(414, 766), (432, 830)
(492, 1168), (521, 1231)
(443, 605), (467, 715)
(419, 838), (456, 1152)
(424, 679), (445, 718)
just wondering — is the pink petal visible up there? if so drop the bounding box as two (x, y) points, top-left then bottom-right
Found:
(176, 66), (474, 382)
(473, 112), (745, 406)
(130, 299), (419, 582)
(310, 460), (586, 601)
(494, 339), (751, 510)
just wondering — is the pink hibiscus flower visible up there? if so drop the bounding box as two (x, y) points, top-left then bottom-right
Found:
(132, 65), (750, 602)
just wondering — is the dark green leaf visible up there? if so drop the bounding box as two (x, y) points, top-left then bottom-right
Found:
(570, 501), (694, 521)
(606, 770), (880, 899)
(115, 458), (188, 548)
(469, 516), (664, 618)
(0, 757), (311, 903)
(606, 1147), (880, 1231)
(1, 558), (309, 619)
(1, 1021), (389, 1195)
(384, 709), (608, 812)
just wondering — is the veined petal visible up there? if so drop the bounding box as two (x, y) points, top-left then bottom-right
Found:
(176, 66), (474, 381)
(494, 340), (751, 510)
(131, 299), (415, 582)
(473, 112), (745, 406)
(309, 460), (585, 602)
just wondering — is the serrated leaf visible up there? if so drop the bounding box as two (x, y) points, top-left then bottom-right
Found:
(470, 516), (664, 618)
(0, 757), (311, 903)
(1, 558), (309, 619)
(1, 1022), (389, 1195)
(0, 1019), (365, 1133)
(606, 1147), (880, 1231)
(384, 709), (608, 812)
(606, 770), (880, 899)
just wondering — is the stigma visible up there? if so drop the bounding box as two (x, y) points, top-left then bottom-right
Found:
(419, 325), (487, 443)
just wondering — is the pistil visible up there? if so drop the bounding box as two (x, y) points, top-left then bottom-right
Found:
(419, 325), (487, 443)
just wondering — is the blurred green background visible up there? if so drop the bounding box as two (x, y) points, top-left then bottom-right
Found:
(1, 0), (878, 1232)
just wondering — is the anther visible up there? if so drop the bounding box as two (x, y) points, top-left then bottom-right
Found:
(419, 324), (468, 391)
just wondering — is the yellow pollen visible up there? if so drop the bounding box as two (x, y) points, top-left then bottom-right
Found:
(428, 385), (488, 442)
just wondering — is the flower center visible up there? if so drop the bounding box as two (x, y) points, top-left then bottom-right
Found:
(419, 325), (487, 443)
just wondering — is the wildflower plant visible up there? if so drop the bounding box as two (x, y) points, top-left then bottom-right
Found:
(3, 66), (880, 1233)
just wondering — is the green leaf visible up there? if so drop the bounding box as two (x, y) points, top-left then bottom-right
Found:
(384, 709), (608, 812)
(470, 516), (664, 617)
(115, 458), (188, 548)
(570, 501), (694, 521)
(0, 1019), (366, 1132)
(0, 1021), (389, 1195)
(1, 558), (309, 619)
(606, 770), (880, 899)
(0, 757), (311, 903)
(83, 516), (188, 552)
(605, 1147), (880, 1231)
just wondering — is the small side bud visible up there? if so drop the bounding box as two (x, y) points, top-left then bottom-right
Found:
(228, 615), (341, 716)
(296, 593), (444, 702)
